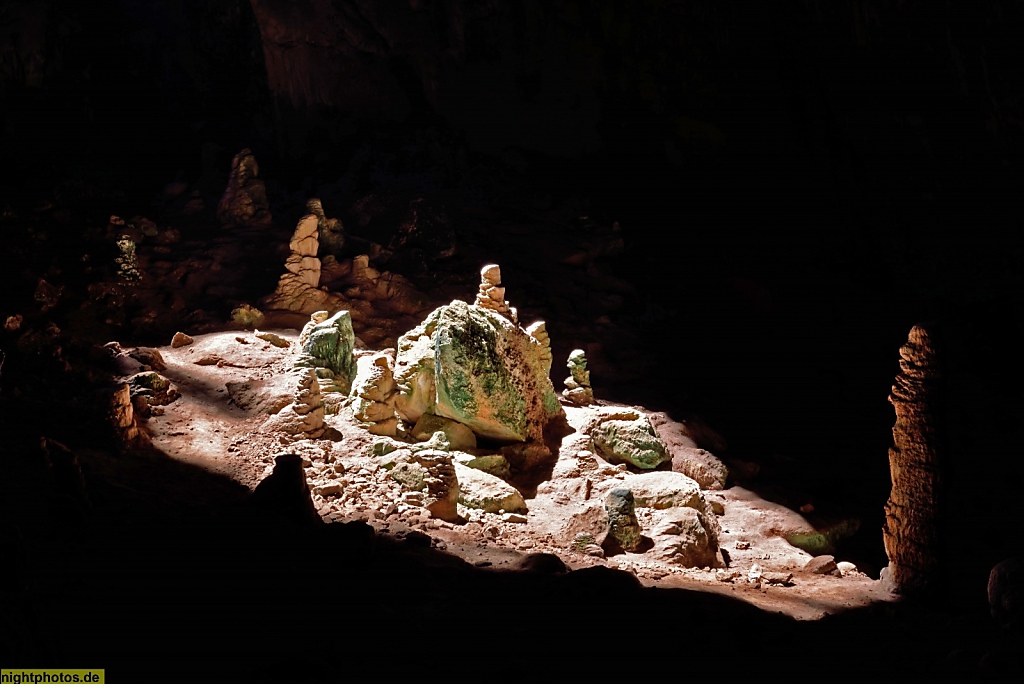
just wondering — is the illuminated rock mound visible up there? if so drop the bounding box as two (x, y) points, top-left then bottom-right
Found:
(392, 265), (565, 471)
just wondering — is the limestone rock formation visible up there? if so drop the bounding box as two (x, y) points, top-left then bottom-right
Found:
(350, 351), (399, 436)
(388, 449), (459, 522)
(562, 348), (595, 406)
(127, 371), (180, 412)
(883, 324), (943, 595)
(473, 264), (516, 323)
(393, 306), (443, 423)
(618, 471), (705, 512)
(263, 200), (333, 314)
(217, 148), (272, 229)
(604, 488), (642, 553)
(392, 273), (564, 470)
(432, 299), (561, 444)
(170, 332), (193, 348)
(254, 330), (290, 348)
(586, 408), (671, 470)
(410, 414), (476, 451)
(452, 453), (509, 479)
(231, 304), (265, 329)
(649, 412), (728, 490)
(262, 369), (325, 439)
(453, 462), (527, 514)
(651, 507), (720, 568)
(294, 310), (357, 394)
(108, 383), (150, 449)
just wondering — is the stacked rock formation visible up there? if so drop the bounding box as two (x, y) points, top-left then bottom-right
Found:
(108, 383), (150, 449)
(525, 321), (552, 371)
(388, 450), (460, 522)
(262, 369), (325, 440)
(350, 351), (399, 436)
(263, 200), (330, 313)
(883, 324), (943, 595)
(217, 148), (272, 229)
(474, 264), (517, 324)
(562, 349), (595, 405)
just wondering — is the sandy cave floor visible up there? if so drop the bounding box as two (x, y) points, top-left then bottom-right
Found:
(125, 328), (895, 621)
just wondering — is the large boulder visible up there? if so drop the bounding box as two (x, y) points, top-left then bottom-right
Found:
(649, 412), (728, 490)
(393, 295), (565, 469)
(433, 299), (562, 442)
(453, 462), (527, 514)
(651, 507), (721, 568)
(586, 409), (670, 470)
(618, 471), (705, 512)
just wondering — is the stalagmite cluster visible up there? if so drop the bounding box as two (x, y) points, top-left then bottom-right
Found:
(883, 324), (943, 595)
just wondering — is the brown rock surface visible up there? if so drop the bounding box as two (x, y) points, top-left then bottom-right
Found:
(217, 148), (272, 229)
(883, 324), (944, 596)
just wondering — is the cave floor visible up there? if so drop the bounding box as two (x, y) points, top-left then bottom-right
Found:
(107, 329), (896, 623)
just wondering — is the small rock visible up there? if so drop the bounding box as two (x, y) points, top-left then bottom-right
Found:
(171, 332), (194, 348)
(315, 483), (344, 497)
(583, 544), (605, 558)
(735, 541), (751, 550)
(837, 561), (861, 577)
(502, 512), (527, 524)
(255, 330), (290, 348)
(763, 572), (795, 586)
(716, 570), (741, 583)
(804, 555), (838, 575)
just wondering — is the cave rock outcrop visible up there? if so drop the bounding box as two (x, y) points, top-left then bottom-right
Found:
(584, 408), (671, 470)
(392, 272), (564, 470)
(217, 148), (272, 229)
(295, 310), (357, 395)
(883, 324), (943, 595)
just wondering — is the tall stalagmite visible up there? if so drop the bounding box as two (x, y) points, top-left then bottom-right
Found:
(883, 324), (943, 595)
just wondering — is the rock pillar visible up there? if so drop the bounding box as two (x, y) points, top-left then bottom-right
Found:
(883, 324), (943, 595)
